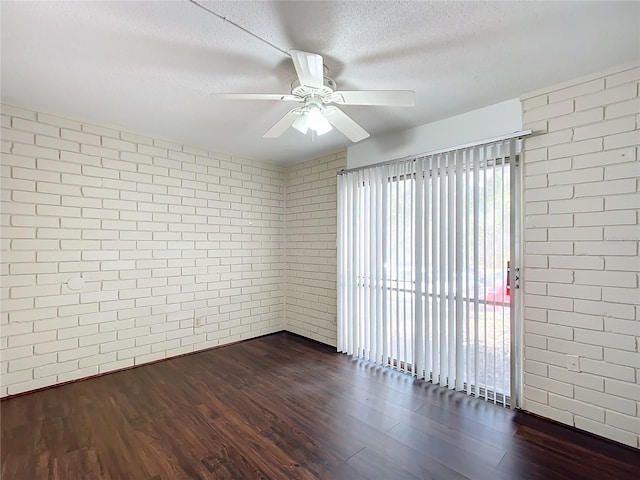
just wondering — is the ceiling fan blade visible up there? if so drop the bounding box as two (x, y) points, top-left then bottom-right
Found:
(212, 93), (302, 102)
(333, 90), (415, 107)
(290, 50), (324, 89)
(324, 107), (370, 143)
(263, 109), (300, 138)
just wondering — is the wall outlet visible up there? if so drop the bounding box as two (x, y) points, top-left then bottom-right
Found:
(194, 317), (205, 328)
(567, 355), (580, 372)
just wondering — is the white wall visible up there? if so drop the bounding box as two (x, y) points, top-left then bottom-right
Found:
(285, 151), (345, 346)
(0, 104), (285, 397)
(347, 98), (522, 169)
(0, 101), (349, 397)
(520, 64), (639, 448)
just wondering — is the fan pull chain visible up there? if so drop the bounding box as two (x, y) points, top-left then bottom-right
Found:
(187, 0), (291, 58)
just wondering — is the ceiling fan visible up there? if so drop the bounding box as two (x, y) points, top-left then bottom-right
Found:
(213, 50), (415, 143)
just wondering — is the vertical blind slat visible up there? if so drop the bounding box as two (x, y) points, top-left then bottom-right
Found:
(455, 150), (464, 391)
(349, 173), (354, 355)
(439, 154), (447, 385)
(370, 168), (377, 363)
(502, 143), (508, 402)
(376, 166), (383, 364)
(491, 144), (501, 404)
(415, 159), (424, 378)
(400, 162), (405, 372)
(424, 157), (431, 379)
(447, 152), (455, 388)
(382, 165), (389, 366)
(357, 172), (362, 356)
(464, 148), (471, 395)
(337, 175), (345, 352)
(472, 147), (480, 398)
(482, 153), (488, 401)
(432, 155), (440, 383)
(394, 162), (400, 369)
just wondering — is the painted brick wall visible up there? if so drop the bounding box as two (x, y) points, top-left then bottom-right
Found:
(284, 151), (346, 346)
(0, 104), (285, 397)
(520, 64), (639, 447)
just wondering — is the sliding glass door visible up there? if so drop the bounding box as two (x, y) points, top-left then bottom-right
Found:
(337, 139), (521, 407)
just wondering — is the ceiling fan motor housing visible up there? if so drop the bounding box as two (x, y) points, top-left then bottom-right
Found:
(291, 76), (337, 103)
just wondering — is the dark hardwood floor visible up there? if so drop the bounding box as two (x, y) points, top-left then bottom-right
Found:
(2, 332), (639, 479)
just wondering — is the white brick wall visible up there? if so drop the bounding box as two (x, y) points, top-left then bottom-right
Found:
(521, 64), (639, 448)
(284, 152), (346, 346)
(0, 104), (285, 397)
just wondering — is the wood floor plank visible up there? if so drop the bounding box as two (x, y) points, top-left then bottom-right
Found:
(505, 423), (640, 480)
(346, 447), (421, 480)
(386, 422), (510, 480)
(2, 332), (639, 480)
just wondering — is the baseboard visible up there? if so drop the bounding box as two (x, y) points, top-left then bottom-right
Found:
(514, 408), (640, 457)
(281, 329), (337, 351)
(0, 330), (287, 402)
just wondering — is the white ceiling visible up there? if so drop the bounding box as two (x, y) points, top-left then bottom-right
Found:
(2, 1), (639, 164)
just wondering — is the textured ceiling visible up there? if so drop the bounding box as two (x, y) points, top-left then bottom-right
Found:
(2, 1), (639, 163)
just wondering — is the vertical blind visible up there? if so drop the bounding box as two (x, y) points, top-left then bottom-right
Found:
(337, 139), (519, 406)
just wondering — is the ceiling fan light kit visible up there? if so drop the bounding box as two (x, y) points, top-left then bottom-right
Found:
(292, 103), (333, 136)
(307, 107), (332, 135)
(212, 49), (415, 143)
(292, 114), (310, 135)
